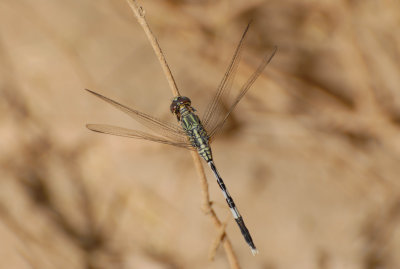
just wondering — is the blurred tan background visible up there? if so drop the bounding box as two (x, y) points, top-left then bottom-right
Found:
(1, 0), (400, 268)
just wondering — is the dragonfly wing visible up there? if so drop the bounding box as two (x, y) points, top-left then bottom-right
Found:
(87, 124), (193, 149)
(86, 89), (187, 142)
(208, 47), (277, 140)
(202, 23), (250, 133)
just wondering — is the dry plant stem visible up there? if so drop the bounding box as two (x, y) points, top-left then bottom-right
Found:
(191, 151), (240, 269)
(126, 0), (180, 97)
(209, 218), (228, 260)
(126, 0), (240, 267)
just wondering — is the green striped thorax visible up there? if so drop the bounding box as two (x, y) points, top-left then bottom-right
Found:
(170, 96), (213, 162)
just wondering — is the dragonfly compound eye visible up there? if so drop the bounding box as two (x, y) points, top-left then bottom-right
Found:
(179, 96), (191, 105)
(170, 96), (191, 114)
(170, 97), (180, 114)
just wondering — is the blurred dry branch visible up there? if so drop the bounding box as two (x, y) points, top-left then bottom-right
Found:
(0, 87), (123, 269)
(1, 0), (400, 268)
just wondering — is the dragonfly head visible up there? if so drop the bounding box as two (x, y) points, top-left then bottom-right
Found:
(170, 96), (193, 120)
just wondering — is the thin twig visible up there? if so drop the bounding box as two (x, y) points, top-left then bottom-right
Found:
(208, 210), (229, 260)
(126, 0), (180, 97)
(125, 0), (240, 268)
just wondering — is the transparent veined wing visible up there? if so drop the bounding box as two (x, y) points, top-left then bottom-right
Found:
(86, 89), (187, 143)
(87, 124), (193, 149)
(208, 46), (277, 139)
(201, 23), (250, 134)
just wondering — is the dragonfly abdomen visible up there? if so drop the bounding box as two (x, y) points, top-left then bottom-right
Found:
(208, 161), (258, 255)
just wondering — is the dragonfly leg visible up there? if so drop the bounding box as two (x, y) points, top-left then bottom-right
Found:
(208, 161), (258, 255)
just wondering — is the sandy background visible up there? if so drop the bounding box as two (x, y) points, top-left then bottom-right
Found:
(1, 0), (400, 268)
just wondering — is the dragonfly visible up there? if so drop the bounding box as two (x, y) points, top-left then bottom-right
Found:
(86, 23), (276, 255)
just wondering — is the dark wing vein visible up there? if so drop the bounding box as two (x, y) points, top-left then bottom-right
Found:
(209, 46), (277, 140)
(86, 89), (187, 142)
(202, 23), (251, 133)
(87, 124), (193, 149)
